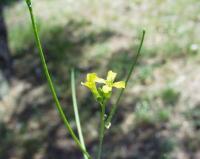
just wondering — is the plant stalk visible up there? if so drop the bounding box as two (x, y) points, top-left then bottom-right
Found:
(105, 30), (146, 127)
(97, 103), (106, 159)
(25, 0), (91, 158)
(71, 68), (88, 159)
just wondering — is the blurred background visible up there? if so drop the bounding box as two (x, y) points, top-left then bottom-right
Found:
(0, 0), (200, 158)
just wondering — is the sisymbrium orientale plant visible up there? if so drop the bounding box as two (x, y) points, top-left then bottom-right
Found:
(25, 0), (145, 158)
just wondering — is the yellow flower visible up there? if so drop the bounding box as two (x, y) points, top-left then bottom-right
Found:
(81, 73), (104, 99)
(81, 70), (125, 99)
(100, 70), (125, 93)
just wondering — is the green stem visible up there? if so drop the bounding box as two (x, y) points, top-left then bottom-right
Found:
(25, 1), (91, 158)
(105, 30), (146, 127)
(97, 103), (106, 159)
(71, 68), (88, 159)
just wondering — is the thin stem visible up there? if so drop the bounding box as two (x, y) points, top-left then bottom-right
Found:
(25, 1), (91, 158)
(105, 30), (146, 127)
(97, 103), (106, 159)
(71, 68), (88, 159)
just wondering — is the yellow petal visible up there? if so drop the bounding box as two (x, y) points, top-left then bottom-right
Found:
(107, 70), (117, 82)
(102, 85), (112, 93)
(113, 81), (125, 89)
(95, 77), (105, 83)
(81, 81), (100, 98)
(81, 81), (91, 88)
(86, 73), (105, 83)
(86, 73), (98, 82)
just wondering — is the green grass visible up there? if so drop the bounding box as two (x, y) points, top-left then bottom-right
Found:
(5, 0), (200, 58)
(161, 87), (180, 106)
(185, 104), (200, 130)
(134, 100), (171, 126)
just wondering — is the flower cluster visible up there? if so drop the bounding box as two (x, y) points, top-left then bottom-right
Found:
(81, 70), (125, 102)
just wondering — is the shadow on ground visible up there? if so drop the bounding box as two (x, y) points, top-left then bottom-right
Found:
(1, 6), (197, 159)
